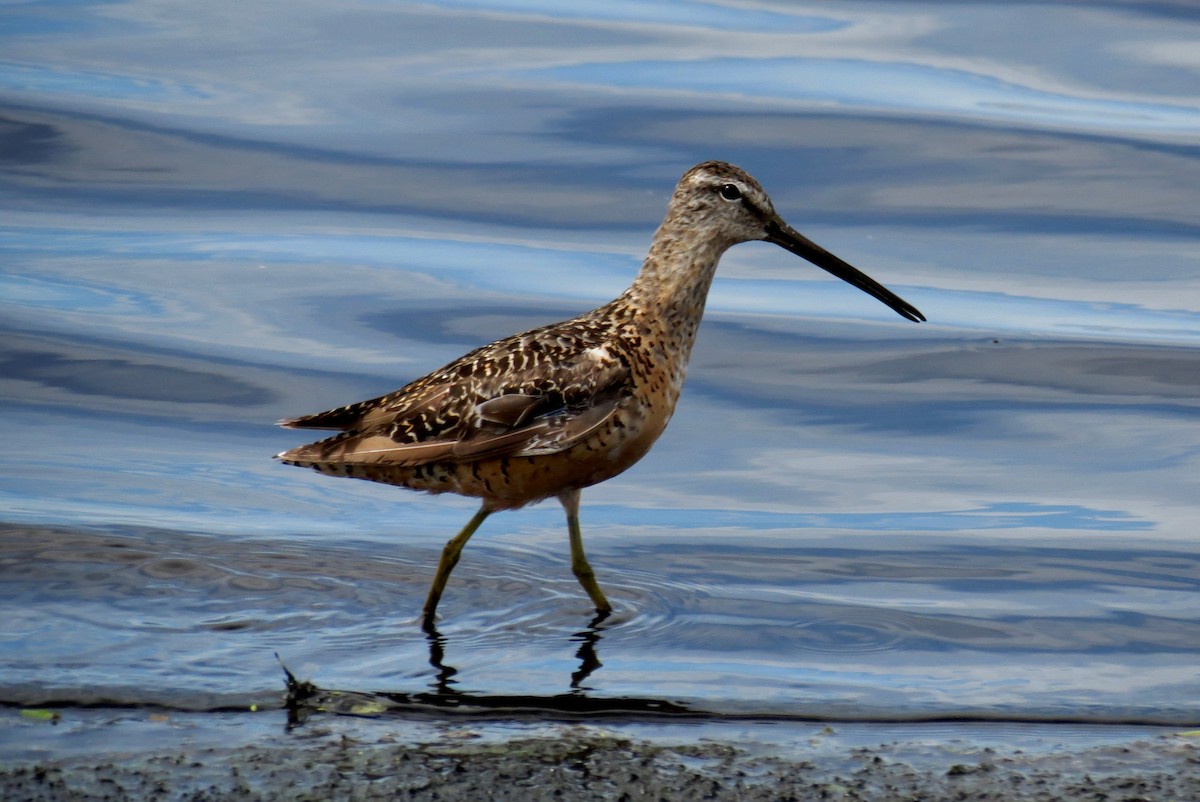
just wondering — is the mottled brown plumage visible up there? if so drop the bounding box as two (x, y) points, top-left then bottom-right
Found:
(277, 161), (925, 627)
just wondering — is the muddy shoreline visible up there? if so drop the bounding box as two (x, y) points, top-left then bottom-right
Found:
(5, 707), (1197, 801)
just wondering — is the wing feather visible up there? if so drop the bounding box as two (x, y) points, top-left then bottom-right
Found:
(277, 319), (631, 469)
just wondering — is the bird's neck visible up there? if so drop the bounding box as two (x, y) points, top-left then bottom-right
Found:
(614, 223), (732, 372)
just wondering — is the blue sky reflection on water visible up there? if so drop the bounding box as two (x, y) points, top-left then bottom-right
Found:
(538, 57), (1200, 138)
(1, 0), (1199, 722)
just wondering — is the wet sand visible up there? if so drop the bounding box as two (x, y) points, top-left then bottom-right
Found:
(4, 708), (1198, 801)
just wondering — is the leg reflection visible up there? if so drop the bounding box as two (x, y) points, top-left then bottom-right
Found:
(422, 613), (611, 698)
(569, 611), (611, 691)
(422, 622), (460, 697)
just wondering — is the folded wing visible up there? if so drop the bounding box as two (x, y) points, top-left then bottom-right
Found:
(276, 327), (631, 468)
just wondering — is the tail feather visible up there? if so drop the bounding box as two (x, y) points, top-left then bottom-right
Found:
(278, 397), (382, 431)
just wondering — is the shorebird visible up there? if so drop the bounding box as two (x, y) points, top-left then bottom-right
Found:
(277, 161), (924, 627)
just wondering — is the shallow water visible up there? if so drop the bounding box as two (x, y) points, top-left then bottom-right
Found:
(2, 0), (1199, 727)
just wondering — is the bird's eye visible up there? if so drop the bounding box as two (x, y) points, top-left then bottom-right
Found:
(718, 183), (742, 202)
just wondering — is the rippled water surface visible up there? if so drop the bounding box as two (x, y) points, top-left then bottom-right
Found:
(2, 0), (1199, 725)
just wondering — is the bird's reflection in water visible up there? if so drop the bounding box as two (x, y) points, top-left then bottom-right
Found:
(283, 611), (691, 723)
(423, 611), (611, 698)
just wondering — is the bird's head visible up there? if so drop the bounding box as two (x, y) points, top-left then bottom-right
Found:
(671, 161), (925, 323)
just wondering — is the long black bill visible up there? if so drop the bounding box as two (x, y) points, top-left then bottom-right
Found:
(765, 218), (925, 323)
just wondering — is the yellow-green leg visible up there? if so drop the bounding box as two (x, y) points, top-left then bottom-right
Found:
(423, 504), (492, 628)
(559, 489), (612, 613)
